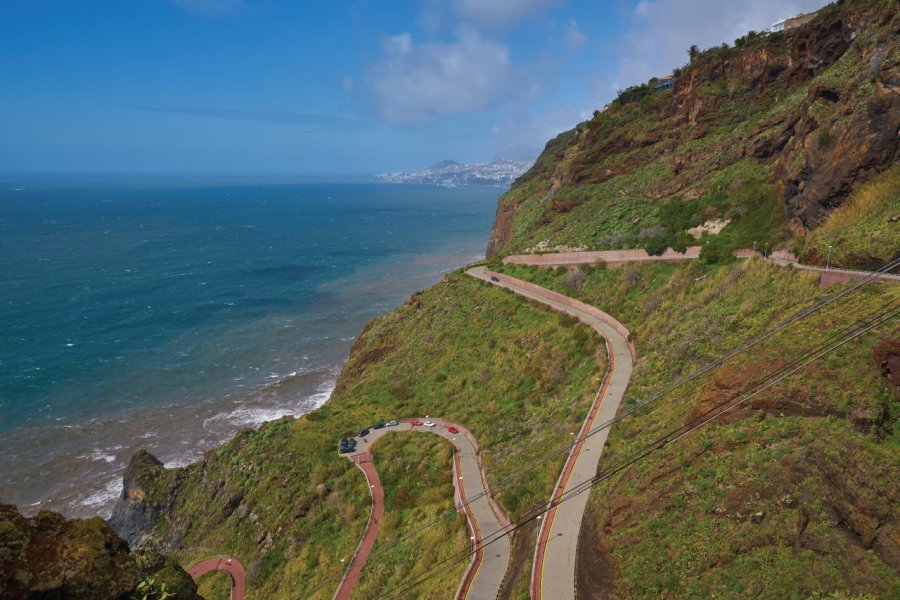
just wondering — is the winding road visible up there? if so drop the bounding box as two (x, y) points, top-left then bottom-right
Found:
(333, 418), (511, 600)
(468, 267), (634, 600)
(187, 555), (246, 600)
(185, 247), (896, 599)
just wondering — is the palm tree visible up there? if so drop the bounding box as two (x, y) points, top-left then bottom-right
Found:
(688, 44), (700, 63)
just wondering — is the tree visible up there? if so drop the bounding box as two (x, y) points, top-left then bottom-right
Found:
(688, 44), (700, 63)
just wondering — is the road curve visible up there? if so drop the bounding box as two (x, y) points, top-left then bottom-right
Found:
(333, 418), (511, 600)
(467, 266), (634, 600)
(187, 555), (247, 600)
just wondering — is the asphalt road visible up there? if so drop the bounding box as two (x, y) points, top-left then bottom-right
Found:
(467, 266), (633, 600)
(333, 418), (511, 600)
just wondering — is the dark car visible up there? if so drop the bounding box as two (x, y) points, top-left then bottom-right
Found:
(371, 422), (385, 430)
(356, 428), (370, 437)
(339, 437), (357, 453)
(490, 276), (500, 282)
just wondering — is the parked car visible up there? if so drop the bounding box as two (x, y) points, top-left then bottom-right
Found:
(371, 421), (385, 430)
(356, 428), (370, 437)
(423, 421), (435, 427)
(447, 426), (459, 434)
(490, 276), (500, 282)
(386, 419), (398, 427)
(410, 419), (422, 426)
(339, 437), (357, 453)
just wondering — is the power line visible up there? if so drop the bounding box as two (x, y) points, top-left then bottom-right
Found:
(304, 257), (899, 598)
(376, 297), (898, 599)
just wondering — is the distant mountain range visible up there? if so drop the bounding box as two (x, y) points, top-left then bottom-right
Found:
(374, 158), (535, 187)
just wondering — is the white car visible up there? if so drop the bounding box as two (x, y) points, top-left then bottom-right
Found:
(423, 420), (435, 427)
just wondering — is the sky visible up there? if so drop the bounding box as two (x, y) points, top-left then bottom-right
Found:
(0, 0), (827, 176)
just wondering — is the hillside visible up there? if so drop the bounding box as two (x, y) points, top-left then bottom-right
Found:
(495, 257), (899, 598)
(487, 0), (898, 264)
(110, 274), (604, 599)
(99, 1), (899, 599)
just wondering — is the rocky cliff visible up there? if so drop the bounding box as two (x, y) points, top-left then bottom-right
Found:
(488, 0), (899, 258)
(0, 503), (200, 600)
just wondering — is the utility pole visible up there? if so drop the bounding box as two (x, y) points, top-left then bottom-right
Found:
(764, 242), (768, 258)
(826, 245), (833, 271)
(753, 241), (757, 256)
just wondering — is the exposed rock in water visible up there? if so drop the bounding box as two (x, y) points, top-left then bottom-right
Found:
(109, 450), (166, 548)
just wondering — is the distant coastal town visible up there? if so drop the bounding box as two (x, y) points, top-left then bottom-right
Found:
(374, 158), (534, 187)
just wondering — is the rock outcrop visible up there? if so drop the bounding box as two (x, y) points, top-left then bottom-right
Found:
(109, 450), (166, 549)
(0, 502), (201, 600)
(0, 504), (138, 599)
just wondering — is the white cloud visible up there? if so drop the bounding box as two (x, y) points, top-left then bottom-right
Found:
(453, 0), (562, 28)
(170, 0), (246, 18)
(612, 0), (828, 93)
(370, 28), (520, 123)
(563, 18), (587, 51)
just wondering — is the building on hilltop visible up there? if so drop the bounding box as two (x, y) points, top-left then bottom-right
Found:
(653, 75), (675, 93)
(769, 11), (816, 33)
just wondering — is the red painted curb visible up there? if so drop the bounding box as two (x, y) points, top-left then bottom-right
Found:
(333, 451), (383, 600)
(531, 337), (616, 600)
(454, 450), (484, 600)
(187, 555), (246, 600)
(333, 420), (506, 600)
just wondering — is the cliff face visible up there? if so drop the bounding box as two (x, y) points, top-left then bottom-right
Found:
(0, 504), (138, 599)
(109, 449), (166, 549)
(0, 502), (201, 600)
(488, 0), (899, 257)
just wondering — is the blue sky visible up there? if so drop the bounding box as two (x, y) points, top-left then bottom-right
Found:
(0, 0), (825, 175)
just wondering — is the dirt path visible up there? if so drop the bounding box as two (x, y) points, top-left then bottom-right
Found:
(467, 266), (634, 600)
(187, 555), (246, 600)
(333, 418), (511, 600)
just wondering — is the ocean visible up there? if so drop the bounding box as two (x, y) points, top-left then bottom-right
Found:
(0, 179), (499, 518)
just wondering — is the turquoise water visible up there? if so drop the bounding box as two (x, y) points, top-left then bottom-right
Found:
(0, 179), (499, 517)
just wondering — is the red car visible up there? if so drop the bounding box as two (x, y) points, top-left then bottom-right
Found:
(410, 419), (422, 426)
(447, 426), (459, 434)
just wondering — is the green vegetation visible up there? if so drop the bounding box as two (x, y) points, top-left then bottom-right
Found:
(135, 273), (604, 599)
(127, 2), (900, 598)
(489, 0), (895, 260)
(353, 434), (468, 598)
(799, 166), (900, 269)
(497, 258), (900, 598)
(132, 579), (175, 600)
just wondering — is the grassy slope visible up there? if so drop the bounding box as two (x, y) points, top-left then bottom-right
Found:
(353, 434), (468, 598)
(799, 166), (900, 269)
(497, 259), (899, 598)
(492, 0), (893, 260)
(138, 273), (604, 599)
